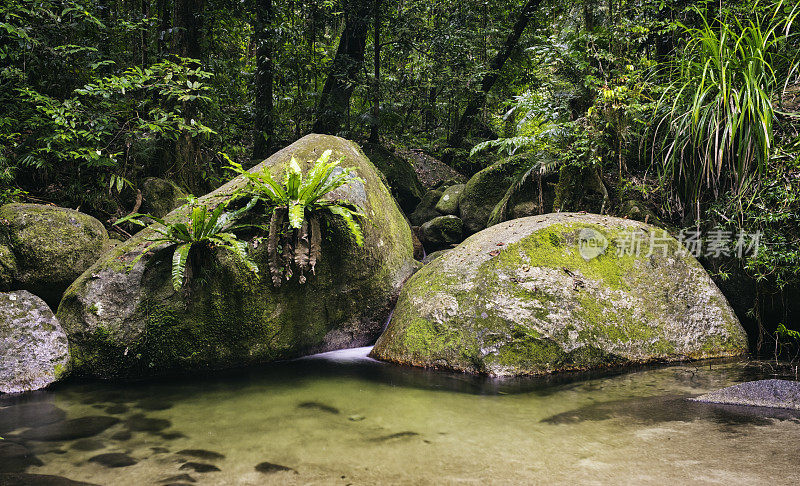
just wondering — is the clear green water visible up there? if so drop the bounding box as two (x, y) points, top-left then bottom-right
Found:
(2, 349), (799, 485)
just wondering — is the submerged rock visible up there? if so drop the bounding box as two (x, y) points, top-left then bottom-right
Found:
(179, 462), (220, 473)
(254, 462), (296, 474)
(693, 379), (800, 410)
(0, 403), (66, 434)
(0, 204), (108, 303)
(57, 135), (418, 379)
(87, 452), (137, 468)
(371, 213), (748, 376)
(0, 473), (98, 486)
(0, 291), (70, 393)
(0, 441), (43, 473)
(17, 416), (120, 441)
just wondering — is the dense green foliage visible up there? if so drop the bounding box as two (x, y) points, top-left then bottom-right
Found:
(227, 149), (364, 286)
(116, 196), (257, 290)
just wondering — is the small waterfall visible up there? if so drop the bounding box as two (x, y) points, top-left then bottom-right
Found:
(298, 346), (378, 362)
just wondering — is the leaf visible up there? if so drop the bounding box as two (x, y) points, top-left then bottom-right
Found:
(267, 208), (286, 287)
(294, 220), (311, 272)
(172, 243), (192, 291)
(288, 203), (304, 229)
(325, 205), (364, 247)
(309, 216), (322, 274)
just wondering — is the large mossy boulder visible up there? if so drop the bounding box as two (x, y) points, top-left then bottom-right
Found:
(360, 143), (426, 214)
(1, 291), (70, 393)
(419, 215), (464, 250)
(458, 154), (530, 234)
(57, 135), (418, 380)
(140, 177), (189, 219)
(552, 165), (608, 213)
(371, 213), (748, 376)
(0, 204), (109, 303)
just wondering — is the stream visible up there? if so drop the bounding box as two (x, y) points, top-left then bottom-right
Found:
(2, 350), (799, 485)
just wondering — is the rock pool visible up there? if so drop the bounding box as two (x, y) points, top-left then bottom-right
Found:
(2, 350), (798, 485)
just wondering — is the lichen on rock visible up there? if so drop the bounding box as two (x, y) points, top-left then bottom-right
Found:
(1, 290), (70, 393)
(371, 213), (748, 376)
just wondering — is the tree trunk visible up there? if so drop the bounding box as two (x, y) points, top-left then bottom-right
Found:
(171, 0), (206, 192)
(312, 0), (373, 135)
(253, 0), (275, 159)
(448, 0), (541, 149)
(368, 0), (381, 143)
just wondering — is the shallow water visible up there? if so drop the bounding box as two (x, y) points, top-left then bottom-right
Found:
(2, 350), (799, 485)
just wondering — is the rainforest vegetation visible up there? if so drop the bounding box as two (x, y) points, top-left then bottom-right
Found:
(1, 0), (799, 355)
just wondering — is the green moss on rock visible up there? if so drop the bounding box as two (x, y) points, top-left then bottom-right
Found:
(459, 154), (531, 234)
(371, 213), (748, 376)
(57, 135), (418, 380)
(0, 203), (109, 305)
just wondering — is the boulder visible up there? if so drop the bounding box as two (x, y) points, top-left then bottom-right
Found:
(0, 204), (108, 304)
(409, 190), (443, 226)
(360, 143), (426, 214)
(371, 213), (748, 376)
(57, 135), (418, 379)
(459, 155), (530, 234)
(1, 291), (70, 393)
(140, 177), (188, 219)
(422, 249), (451, 265)
(434, 184), (465, 215)
(552, 165), (608, 213)
(419, 216), (464, 250)
(486, 171), (558, 227)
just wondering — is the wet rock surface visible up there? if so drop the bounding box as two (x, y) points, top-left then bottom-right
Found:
(693, 379), (800, 410)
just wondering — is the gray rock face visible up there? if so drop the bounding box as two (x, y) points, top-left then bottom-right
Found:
(0, 291), (70, 393)
(434, 184), (465, 215)
(419, 216), (464, 250)
(57, 135), (418, 379)
(0, 204), (108, 303)
(693, 379), (800, 410)
(372, 213), (748, 376)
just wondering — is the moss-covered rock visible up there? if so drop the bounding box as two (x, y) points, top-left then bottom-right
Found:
(56, 135), (418, 380)
(486, 171), (558, 227)
(371, 213), (748, 376)
(1, 290), (70, 393)
(435, 184), (465, 215)
(552, 165), (609, 213)
(0, 244), (16, 291)
(620, 199), (660, 225)
(409, 190), (443, 226)
(419, 215), (464, 250)
(141, 177), (189, 219)
(458, 155), (530, 234)
(360, 143), (426, 214)
(0, 204), (109, 304)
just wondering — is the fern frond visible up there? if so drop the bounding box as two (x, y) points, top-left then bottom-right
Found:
(171, 243), (192, 291)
